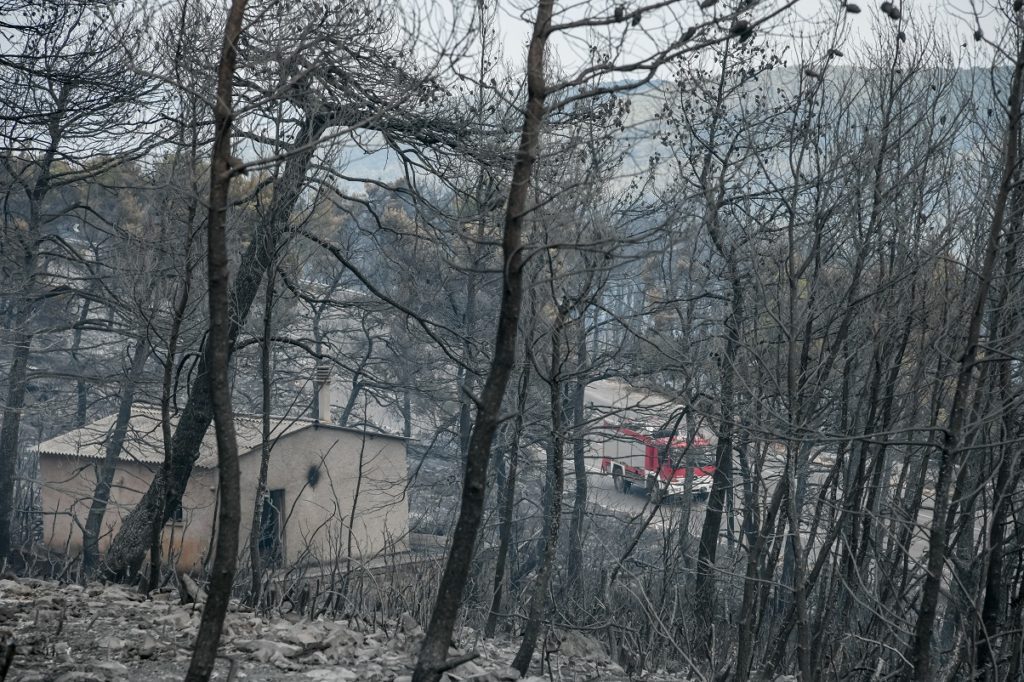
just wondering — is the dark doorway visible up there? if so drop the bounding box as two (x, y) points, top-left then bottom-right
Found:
(259, 489), (285, 568)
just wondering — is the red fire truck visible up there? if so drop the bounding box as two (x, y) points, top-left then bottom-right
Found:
(596, 422), (716, 501)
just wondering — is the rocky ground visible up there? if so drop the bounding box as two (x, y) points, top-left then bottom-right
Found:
(0, 576), (643, 682)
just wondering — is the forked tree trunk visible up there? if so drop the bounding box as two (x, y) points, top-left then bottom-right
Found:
(149, 174), (197, 592)
(82, 339), (149, 576)
(104, 112), (328, 578)
(412, 1), (551, 677)
(183, 0), (247, 677)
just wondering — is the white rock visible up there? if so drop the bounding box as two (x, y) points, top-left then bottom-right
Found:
(399, 612), (421, 635)
(449, 660), (487, 678)
(279, 624), (324, 647)
(155, 611), (191, 629)
(101, 585), (132, 601)
(53, 640), (73, 663)
(305, 669), (359, 681)
(54, 672), (104, 682)
(93, 660), (130, 675)
(482, 665), (520, 681)
(0, 579), (32, 596)
(96, 635), (127, 651)
(234, 638), (302, 660)
(137, 633), (160, 658)
(555, 630), (609, 662)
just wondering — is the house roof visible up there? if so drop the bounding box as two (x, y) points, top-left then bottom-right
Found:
(33, 404), (404, 469)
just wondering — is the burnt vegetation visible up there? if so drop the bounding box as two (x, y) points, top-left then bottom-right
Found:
(2, 1), (1024, 681)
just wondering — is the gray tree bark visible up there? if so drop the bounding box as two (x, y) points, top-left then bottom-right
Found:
(512, 304), (566, 675)
(184, 0), (248, 675)
(485, 360), (531, 638)
(412, 0), (551, 676)
(248, 265), (275, 605)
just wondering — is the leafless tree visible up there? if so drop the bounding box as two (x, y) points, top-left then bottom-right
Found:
(0, 0), (156, 562)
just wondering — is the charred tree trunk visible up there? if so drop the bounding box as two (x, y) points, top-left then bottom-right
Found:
(975, 162), (1023, 678)
(104, 112), (329, 577)
(692, 65), (744, 628)
(905, 42), (1024, 681)
(412, 0), (550, 676)
(0, 124), (60, 562)
(0, 323), (33, 561)
(457, 269), (478, 464)
(734, 471), (788, 680)
(184, 0), (247, 676)
(512, 305), (566, 675)
(81, 340), (149, 576)
(485, 360), (531, 638)
(70, 300), (92, 428)
(248, 266), (275, 606)
(565, 318), (588, 595)
(402, 390), (412, 439)
(338, 335), (372, 427)
(149, 170), (198, 592)
(694, 281), (741, 629)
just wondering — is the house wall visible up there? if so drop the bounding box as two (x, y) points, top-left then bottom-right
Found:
(237, 425), (409, 567)
(37, 424), (409, 574)
(37, 454), (218, 571)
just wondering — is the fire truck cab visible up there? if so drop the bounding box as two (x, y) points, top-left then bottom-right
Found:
(596, 422), (716, 500)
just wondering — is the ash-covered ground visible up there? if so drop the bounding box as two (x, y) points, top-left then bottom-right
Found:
(0, 576), (651, 681)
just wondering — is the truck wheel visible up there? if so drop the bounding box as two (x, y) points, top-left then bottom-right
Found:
(613, 468), (631, 493)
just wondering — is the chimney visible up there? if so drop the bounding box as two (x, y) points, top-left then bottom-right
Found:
(314, 362), (332, 423)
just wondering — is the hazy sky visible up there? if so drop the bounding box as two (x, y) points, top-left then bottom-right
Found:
(486, 0), (1012, 72)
